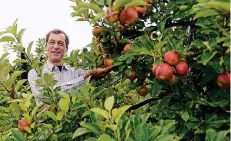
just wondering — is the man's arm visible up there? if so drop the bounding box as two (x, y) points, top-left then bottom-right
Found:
(58, 66), (113, 91)
(27, 69), (44, 106)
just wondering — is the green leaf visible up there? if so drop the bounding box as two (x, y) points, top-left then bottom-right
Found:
(97, 134), (116, 141)
(85, 137), (98, 141)
(4, 79), (14, 91)
(179, 110), (189, 122)
(208, 99), (229, 107)
(45, 111), (57, 121)
(9, 103), (21, 116)
(191, 39), (204, 49)
(215, 130), (229, 141)
(152, 79), (162, 94)
(72, 128), (91, 139)
(26, 41), (34, 56)
(1, 65), (11, 81)
(14, 44), (24, 53)
(59, 98), (69, 113)
(206, 1), (230, 13)
(206, 128), (217, 141)
(201, 50), (217, 65)
(113, 0), (130, 10)
(104, 96), (114, 111)
(0, 36), (15, 42)
(135, 123), (148, 141)
(80, 121), (101, 136)
(12, 128), (26, 141)
(57, 111), (64, 120)
(10, 71), (24, 80)
(15, 79), (27, 92)
(154, 41), (166, 52)
(194, 9), (219, 20)
(125, 0), (147, 9)
(112, 105), (131, 123)
(17, 28), (26, 42)
(104, 124), (117, 131)
(154, 134), (174, 141)
(58, 91), (70, 102)
(160, 120), (176, 134)
(31, 106), (39, 118)
(148, 126), (161, 140)
(78, 2), (103, 13)
(90, 108), (109, 120)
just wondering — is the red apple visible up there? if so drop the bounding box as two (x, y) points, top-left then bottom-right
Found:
(101, 47), (106, 54)
(175, 61), (189, 76)
(164, 50), (180, 65)
(217, 72), (230, 88)
(92, 27), (102, 36)
(124, 44), (132, 52)
(119, 8), (139, 26)
(138, 87), (148, 96)
(18, 119), (31, 132)
(126, 71), (136, 80)
(135, 6), (147, 16)
(155, 63), (174, 81)
(104, 58), (114, 67)
(152, 64), (159, 75)
(119, 25), (126, 31)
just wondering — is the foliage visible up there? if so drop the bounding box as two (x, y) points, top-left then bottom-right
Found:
(0, 0), (230, 140)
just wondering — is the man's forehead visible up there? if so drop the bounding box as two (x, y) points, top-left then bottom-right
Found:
(48, 33), (66, 41)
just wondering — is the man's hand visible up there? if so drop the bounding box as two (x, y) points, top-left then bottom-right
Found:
(84, 66), (113, 79)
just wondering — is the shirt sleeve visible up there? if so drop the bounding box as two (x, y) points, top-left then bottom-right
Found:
(57, 69), (89, 91)
(27, 69), (44, 106)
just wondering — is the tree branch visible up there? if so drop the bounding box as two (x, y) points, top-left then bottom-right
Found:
(127, 97), (157, 112)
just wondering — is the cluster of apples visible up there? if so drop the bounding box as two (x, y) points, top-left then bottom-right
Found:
(152, 50), (189, 83)
(124, 43), (149, 96)
(105, 0), (151, 26)
(126, 70), (149, 96)
(92, 0), (152, 36)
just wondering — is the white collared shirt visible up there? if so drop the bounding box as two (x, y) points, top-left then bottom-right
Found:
(28, 61), (87, 105)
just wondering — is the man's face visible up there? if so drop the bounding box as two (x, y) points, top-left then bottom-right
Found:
(47, 33), (67, 64)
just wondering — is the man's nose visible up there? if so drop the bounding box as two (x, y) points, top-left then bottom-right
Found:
(53, 42), (59, 49)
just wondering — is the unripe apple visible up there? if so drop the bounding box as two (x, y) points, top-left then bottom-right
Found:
(138, 87), (148, 96)
(217, 72), (230, 88)
(18, 119), (31, 132)
(124, 44), (132, 52)
(92, 27), (102, 36)
(155, 63), (174, 81)
(104, 58), (114, 67)
(175, 61), (189, 76)
(119, 8), (139, 25)
(164, 50), (180, 65)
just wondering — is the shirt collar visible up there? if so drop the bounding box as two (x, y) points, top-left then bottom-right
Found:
(45, 61), (71, 71)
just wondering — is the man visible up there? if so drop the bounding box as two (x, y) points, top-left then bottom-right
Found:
(28, 29), (112, 106)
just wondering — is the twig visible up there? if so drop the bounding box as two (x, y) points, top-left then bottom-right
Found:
(127, 97), (157, 112)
